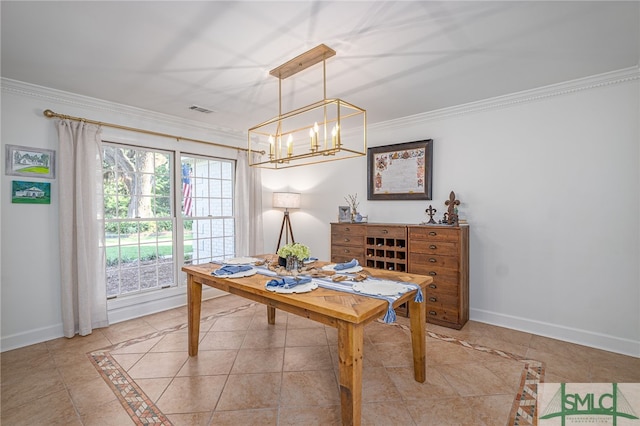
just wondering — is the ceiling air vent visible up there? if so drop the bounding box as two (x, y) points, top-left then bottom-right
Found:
(189, 105), (215, 114)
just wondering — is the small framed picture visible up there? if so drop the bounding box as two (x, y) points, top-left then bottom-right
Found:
(11, 180), (51, 204)
(338, 206), (351, 222)
(5, 144), (56, 179)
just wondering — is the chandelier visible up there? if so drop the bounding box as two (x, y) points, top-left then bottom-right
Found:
(248, 44), (366, 169)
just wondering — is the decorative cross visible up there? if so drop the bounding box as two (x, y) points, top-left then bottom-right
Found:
(444, 191), (460, 225)
(425, 205), (437, 224)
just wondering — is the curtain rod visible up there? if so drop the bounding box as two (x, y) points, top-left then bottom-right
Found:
(43, 109), (263, 154)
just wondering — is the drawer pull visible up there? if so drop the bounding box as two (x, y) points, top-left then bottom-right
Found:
(429, 231), (437, 236)
(343, 238), (350, 242)
(345, 227), (350, 231)
(428, 297), (437, 302)
(429, 258), (437, 263)
(382, 229), (389, 234)
(429, 245), (437, 249)
(428, 271), (437, 276)
(343, 249), (350, 253)
(428, 310), (438, 316)
(428, 283), (437, 289)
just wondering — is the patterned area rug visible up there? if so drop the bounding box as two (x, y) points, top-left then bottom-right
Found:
(88, 303), (544, 425)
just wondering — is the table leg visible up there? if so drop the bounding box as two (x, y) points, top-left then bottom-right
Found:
(187, 274), (202, 356)
(408, 297), (426, 382)
(267, 305), (276, 325)
(337, 321), (363, 426)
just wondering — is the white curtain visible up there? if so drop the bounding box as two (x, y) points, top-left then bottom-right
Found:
(57, 119), (109, 337)
(235, 152), (264, 256)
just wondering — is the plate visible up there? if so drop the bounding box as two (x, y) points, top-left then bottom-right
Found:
(352, 280), (410, 296)
(266, 281), (318, 294)
(213, 268), (257, 278)
(321, 264), (363, 273)
(222, 257), (261, 265)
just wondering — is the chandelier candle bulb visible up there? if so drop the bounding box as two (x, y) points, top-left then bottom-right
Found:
(269, 135), (275, 158)
(309, 128), (315, 151)
(287, 135), (293, 156)
(332, 125), (337, 148)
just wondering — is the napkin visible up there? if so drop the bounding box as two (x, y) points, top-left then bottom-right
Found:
(266, 276), (311, 289)
(213, 264), (253, 276)
(334, 258), (359, 270)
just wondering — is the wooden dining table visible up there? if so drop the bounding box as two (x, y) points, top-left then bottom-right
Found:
(183, 258), (432, 426)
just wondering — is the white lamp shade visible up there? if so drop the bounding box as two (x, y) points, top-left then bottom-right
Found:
(273, 192), (301, 209)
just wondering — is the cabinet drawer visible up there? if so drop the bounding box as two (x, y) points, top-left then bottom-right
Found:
(410, 254), (459, 270)
(425, 292), (458, 307)
(330, 246), (364, 262)
(410, 240), (458, 256)
(425, 279), (458, 297)
(331, 224), (365, 236)
(411, 267), (459, 284)
(426, 305), (459, 324)
(331, 234), (364, 247)
(365, 225), (406, 239)
(409, 227), (459, 242)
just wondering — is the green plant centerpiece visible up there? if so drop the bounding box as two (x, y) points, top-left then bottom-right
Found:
(277, 242), (311, 272)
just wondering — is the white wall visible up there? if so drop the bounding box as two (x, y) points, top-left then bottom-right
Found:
(1, 80), (245, 351)
(263, 68), (640, 357)
(2, 68), (639, 357)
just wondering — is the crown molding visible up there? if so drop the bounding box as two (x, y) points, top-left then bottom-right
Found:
(370, 66), (640, 132)
(4, 66), (638, 139)
(1, 78), (246, 141)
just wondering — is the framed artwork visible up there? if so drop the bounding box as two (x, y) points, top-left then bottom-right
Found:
(338, 206), (351, 222)
(11, 180), (51, 204)
(367, 139), (433, 200)
(5, 144), (56, 179)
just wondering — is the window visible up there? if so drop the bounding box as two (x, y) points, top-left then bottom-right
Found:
(181, 155), (235, 267)
(102, 145), (236, 299)
(103, 145), (174, 298)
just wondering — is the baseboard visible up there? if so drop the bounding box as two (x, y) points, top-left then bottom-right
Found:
(1, 323), (65, 353)
(1, 287), (225, 353)
(107, 287), (224, 324)
(470, 308), (640, 358)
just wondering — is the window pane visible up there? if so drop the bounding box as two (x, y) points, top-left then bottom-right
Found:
(222, 199), (233, 217)
(210, 198), (222, 216)
(221, 162), (232, 179)
(221, 180), (232, 198)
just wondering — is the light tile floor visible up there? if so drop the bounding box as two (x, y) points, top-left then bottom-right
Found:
(2, 294), (639, 425)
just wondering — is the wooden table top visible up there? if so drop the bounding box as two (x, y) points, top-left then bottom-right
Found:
(182, 261), (432, 325)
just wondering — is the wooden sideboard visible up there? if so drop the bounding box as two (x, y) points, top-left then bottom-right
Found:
(331, 222), (469, 329)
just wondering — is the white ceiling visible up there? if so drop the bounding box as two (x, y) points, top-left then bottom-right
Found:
(2, 1), (638, 133)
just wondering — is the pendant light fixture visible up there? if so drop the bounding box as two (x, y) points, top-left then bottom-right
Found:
(248, 44), (366, 169)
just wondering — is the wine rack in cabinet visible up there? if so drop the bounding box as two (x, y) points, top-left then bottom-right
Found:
(364, 224), (407, 272)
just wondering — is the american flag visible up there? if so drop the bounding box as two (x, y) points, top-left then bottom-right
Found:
(182, 163), (193, 216)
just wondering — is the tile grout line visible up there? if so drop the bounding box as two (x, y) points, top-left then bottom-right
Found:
(87, 302), (258, 425)
(87, 304), (545, 426)
(385, 318), (545, 426)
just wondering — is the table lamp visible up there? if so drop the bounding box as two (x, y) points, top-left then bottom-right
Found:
(273, 192), (301, 252)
